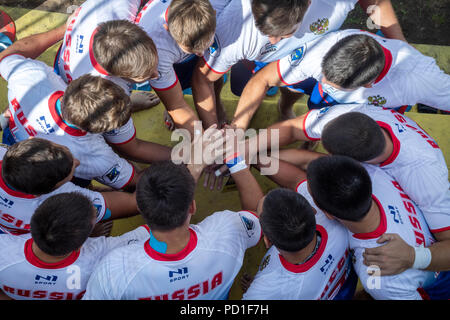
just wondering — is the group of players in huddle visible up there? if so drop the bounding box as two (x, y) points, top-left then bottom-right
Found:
(0, 0), (449, 300)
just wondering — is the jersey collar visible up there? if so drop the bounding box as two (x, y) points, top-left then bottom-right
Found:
(144, 227), (198, 262)
(352, 195), (387, 240)
(48, 91), (87, 137)
(377, 121), (401, 167)
(279, 225), (328, 273)
(374, 45), (393, 84)
(24, 238), (80, 269)
(89, 27), (110, 76)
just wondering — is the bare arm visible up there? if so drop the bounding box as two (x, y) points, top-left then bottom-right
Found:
(255, 156), (307, 191)
(100, 190), (139, 220)
(231, 61), (284, 130)
(191, 59), (224, 129)
(154, 81), (200, 136)
(113, 137), (172, 164)
(277, 149), (327, 171)
(359, 0), (406, 41)
(231, 167), (264, 213)
(0, 21), (67, 61)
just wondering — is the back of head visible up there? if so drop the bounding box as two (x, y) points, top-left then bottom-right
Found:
(260, 188), (316, 252)
(307, 155), (373, 222)
(168, 0), (216, 53)
(31, 192), (95, 256)
(2, 138), (73, 195)
(62, 74), (131, 133)
(93, 20), (158, 81)
(251, 0), (310, 37)
(136, 161), (195, 231)
(322, 112), (386, 161)
(322, 34), (385, 89)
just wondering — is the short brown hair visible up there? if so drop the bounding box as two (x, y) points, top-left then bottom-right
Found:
(62, 74), (131, 133)
(167, 0), (216, 53)
(251, 0), (310, 37)
(93, 20), (158, 80)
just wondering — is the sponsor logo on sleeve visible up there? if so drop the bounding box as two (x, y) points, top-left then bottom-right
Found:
(239, 213), (256, 238)
(388, 205), (403, 224)
(288, 45), (306, 66)
(260, 42), (277, 56)
(209, 35), (221, 57)
(102, 165), (121, 183)
(259, 254), (271, 271)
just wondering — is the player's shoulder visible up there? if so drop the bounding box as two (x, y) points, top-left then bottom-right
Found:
(0, 234), (29, 265)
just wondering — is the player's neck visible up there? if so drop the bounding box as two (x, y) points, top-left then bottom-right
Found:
(344, 200), (380, 235)
(280, 232), (318, 265)
(378, 128), (394, 163)
(31, 241), (73, 264)
(151, 227), (191, 255)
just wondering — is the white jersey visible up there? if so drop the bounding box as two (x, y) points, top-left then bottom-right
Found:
(277, 29), (450, 110)
(347, 164), (439, 300)
(0, 54), (135, 189)
(83, 210), (261, 300)
(243, 180), (353, 300)
(0, 226), (149, 300)
(55, 0), (141, 94)
(302, 104), (450, 233)
(136, 0), (231, 90)
(202, 0), (358, 74)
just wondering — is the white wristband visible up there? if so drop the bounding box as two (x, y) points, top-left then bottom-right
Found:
(228, 160), (247, 174)
(412, 246), (432, 270)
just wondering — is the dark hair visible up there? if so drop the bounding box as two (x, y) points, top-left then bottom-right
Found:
(260, 188), (316, 252)
(136, 161), (195, 231)
(31, 192), (96, 256)
(93, 20), (158, 80)
(62, 74), (131, 133)
(322, 112), (386, 161)
(2, 138), (73, 195)
(307, 155), (373, 222)
(251, 0), (310, 37)
(322, 34), (385, 89)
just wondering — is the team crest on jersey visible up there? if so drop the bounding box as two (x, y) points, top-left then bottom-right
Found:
(288, 45), (306, 66)
(368, 95), (387, 107)
(239, 213), (256, 238)
(309, 18), (329, 35)
(103, 165), (121, 183)
(209, 36), (221, 57)
(93, 201), (103, 219)
(260, 42), (277, 56)
(259, 254), (271, 271)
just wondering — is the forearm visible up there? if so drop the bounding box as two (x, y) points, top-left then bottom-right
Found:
(115, 139), (172, 164)
(192, 70), (219, 129)
(101, 191), (139, 220)
(359, 0), (406, 41)
(277, 149), (327, 171)
(231, 168), (264, 212)
(0, 24), (66, 61)
(231, 76), (269, 130)
(426, 231), (450, 271)
(254, 157), (306, 191)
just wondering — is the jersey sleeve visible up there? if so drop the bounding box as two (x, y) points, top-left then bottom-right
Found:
(402, 54), (450, 112)
(91, 149), (136, 190)
(102, 117), (136, 145)
(148, 52), (179, 91)
(201, 34), (235, 75)
(276, 53), (310, 86)
(52, 182), (108, 223)
(0, 54), (29, 81)
(199, 210), (262, 251)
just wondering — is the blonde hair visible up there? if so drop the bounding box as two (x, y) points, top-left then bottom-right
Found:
(93, 20), (157, 80)
(62, 74), (131, 133)
(168, 0), (216, 53)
